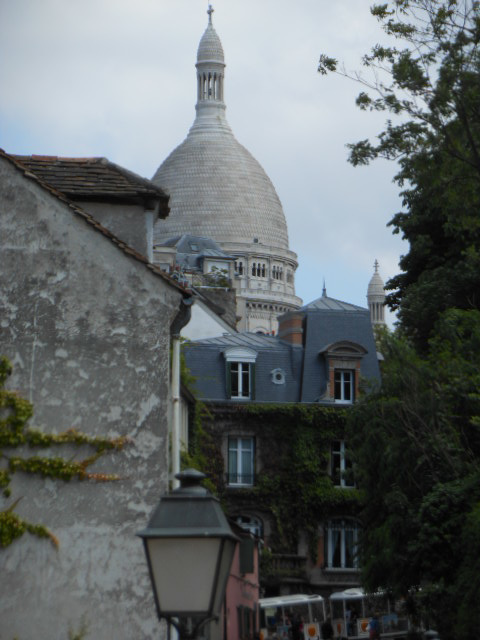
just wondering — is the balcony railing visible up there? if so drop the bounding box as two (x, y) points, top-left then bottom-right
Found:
(261, 553), (307, 582)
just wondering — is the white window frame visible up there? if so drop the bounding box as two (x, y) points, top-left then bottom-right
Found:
(325, 519), (359, 570)
(334, 369), (354, 404)
(331, 440), (355, 488)
(224, 347), (258, 401)
(228, 437), (255, 486)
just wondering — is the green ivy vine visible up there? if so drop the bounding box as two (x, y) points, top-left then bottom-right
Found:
(0, 356), (129, 548)
(188, 401), (364, 561)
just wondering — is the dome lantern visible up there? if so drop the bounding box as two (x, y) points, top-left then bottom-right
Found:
(367, 260), (386, 327)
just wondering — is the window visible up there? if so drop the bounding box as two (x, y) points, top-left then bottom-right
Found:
(251, 262), (266, 277)
(235, 260), (244, 275)
(235, 515), (263, 538)
(331, 440), (354, 487)
(271, 368), (285, 385)
(320, 341), (367, 404)
(224, 346), (258, 401)
(272, 265), (284, 280)
(237, 605), (255, 640)
(334, 370), (354, 404)
(231, 362), (251, 398)
(228, 437), (254, 486)
(325, 519), (359, 569)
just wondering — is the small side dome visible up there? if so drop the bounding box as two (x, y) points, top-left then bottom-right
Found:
(197, 22), (224, 63)
(367, 260), (385, 299)
(367, 260), (386, 327)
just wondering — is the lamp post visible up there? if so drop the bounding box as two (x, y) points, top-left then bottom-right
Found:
(138, 469), (239, 640)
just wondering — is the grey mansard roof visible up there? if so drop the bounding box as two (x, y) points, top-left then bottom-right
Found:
(159, 234), (233, 271)
(184, 333), (303, 403)
(184, 294), (381, 404)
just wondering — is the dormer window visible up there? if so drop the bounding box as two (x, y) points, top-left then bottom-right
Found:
(224, 347), (258, 400)
(320, 341), (367, 404)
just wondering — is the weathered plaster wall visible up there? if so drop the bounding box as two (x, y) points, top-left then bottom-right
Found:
(78, 200), (155, 262)
(0, 157), (183, 640)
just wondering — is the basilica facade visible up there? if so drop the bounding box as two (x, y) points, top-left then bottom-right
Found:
(152, 7), (302, 334)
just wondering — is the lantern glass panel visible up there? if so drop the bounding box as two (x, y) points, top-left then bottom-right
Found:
(147, 537), (221, 614)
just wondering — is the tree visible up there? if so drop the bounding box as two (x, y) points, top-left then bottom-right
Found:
(348, 311), (480, 638)
(0, 356), (127, 547)
(319, 0), (480, 348)
(319, 3), (480, 636)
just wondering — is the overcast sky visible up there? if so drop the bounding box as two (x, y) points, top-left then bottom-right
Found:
(0, 0), (407, 325)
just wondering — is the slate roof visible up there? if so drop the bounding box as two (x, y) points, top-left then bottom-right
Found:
(11, 155), (170, 215)
(159, 234), (234, 271)
(300, 307), (379, 402)
(184, 298), (381, 404)
(2, 149), (189, 296)
(301, 294), (366, 312)
(184, 332), (303, 403)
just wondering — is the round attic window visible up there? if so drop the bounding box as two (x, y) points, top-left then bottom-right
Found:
(271, 368), (285, 385)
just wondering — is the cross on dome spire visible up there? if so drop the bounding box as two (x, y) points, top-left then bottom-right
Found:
(207, 4), (214, 24)
(374, 259), (379, 273)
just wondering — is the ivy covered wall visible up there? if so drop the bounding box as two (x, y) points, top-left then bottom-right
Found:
(187, 402), (363, 592)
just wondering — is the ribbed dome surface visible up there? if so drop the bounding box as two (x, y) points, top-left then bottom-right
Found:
(153, 8), (291, 253)
(153, 130), (290, 249)
(197, 23), (224, 63)
(368, 267), (385, 298)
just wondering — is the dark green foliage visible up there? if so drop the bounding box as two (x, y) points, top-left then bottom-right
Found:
(348, 312), (480, 638)
(319, 3), (480, 635)
(319, 0), (480, 349)
(193, 403), (362, 560)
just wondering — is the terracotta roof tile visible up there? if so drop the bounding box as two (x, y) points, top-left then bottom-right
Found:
(1, 149), (189, 297)
(11, 155), (169, 215)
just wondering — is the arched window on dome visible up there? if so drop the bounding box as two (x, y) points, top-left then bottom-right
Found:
(261, 264), (266, 278)
(252, 263), (257, 277)
(235, 261), (244, 276)
(272, 266), (277, 279)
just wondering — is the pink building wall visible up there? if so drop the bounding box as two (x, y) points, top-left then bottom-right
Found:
(212, 531), (260, 640)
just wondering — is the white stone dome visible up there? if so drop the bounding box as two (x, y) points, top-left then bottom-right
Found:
(152, 10), (290, 251)
(197, 21), (224, 62)
(367, 261), (385, 300)
(153, 134), (290, 249)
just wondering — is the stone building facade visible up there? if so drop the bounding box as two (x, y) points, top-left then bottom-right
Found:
(183, 291), (381, 597)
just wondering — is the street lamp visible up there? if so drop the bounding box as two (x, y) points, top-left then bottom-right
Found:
(137, 468), (239, 640)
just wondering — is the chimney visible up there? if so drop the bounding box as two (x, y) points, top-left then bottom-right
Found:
(277, 311), (303, 346)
